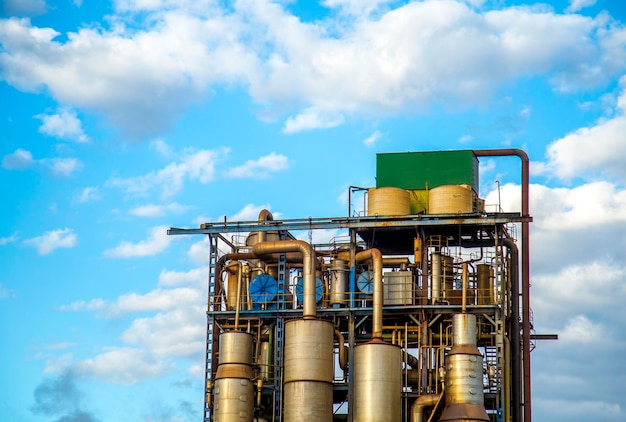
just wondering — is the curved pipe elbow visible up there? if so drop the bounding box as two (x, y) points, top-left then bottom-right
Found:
(334, 329), (348, 371)
(411, 394), (441, 422)
(252, 240), (316, 318)
(355, 248), (383, 339)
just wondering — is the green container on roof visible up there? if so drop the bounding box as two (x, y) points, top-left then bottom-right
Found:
(376, 150), (479, 191)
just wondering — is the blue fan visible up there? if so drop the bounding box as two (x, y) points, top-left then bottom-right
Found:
(357, 270), (374, 293)
(249, 274), (278, 305)
(295, 276), (325, 305)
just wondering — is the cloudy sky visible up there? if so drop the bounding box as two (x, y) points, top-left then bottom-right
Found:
(1, 0), (626, 421)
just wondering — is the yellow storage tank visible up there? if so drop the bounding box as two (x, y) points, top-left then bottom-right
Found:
(367, 187), (410, 216)
(429, 184), (474, 214)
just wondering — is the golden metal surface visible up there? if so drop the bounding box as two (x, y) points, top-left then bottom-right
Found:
(283, 381), (333, 422)
(353, 341), (402, 422)
(284, 319), (334, 383)
(213, 377), (254, 422)
(218, 331), (253, 365)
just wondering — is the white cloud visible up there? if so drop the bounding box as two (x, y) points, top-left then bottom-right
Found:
(36, 108), (89, 143)
(321, 0), (394, 17)
(545, 84), (626, 181)
(103, 225), (174, 258)
(128, 202), (190, 217)
(106, 287), (202, 316)
(363, 130), (381, 147)
(158, 268), (205, 287)
(2, 148), (34, 169)
(225, 152), (289, 178)
(58, 299), (107, 312)
(566, 0), (597, 13)
(42, 157), (83, 177)
(187, 237), (210, 265)
(74, 186), (101, 204)
(559, 315), (608, 344)
(2, 2), (622, 135)
(0, 13), (257, 137)
(283, 107), (345, 134)
(150, 138), (175, 158)
(120, 307), (205, 357)
(74, 347), (172, 385)
(23, 228), (77, 255)
(107, 148), (225, 198)
(0, 234), (18, 245)
(1, 149), (81, 177)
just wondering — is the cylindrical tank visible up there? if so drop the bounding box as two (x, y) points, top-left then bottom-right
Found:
(476, 264), (494, 305)
(282, 380), (333, 421)
(383, 270), (413, 305)
(431, 253), (455, 303)
(442, 255), (455, 301)
(218, 331), (253, 365)
(452, 313), (477, 347)
(284, 319), (334, 383)
(353, 341), (402, 422)
(329, 259), (349, 306)
(367, 187), (410, 216)
(226, 267), (238, 311)
(259, 341), (271, 381)
(429, 185), (474, 214)
(440, 314), (489, 422)
(283, 319), (334, 422)
(213, 364), (255, 422)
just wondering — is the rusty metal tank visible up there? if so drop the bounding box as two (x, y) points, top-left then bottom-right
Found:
(353, 340), (402, 422)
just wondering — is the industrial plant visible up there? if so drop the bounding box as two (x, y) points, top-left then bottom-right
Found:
(168, 149), (535, 422)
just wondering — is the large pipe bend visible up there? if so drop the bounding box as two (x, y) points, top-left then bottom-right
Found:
(411, 393), (441, 422)
(334, 329), (348, 371)
(355, 248), (383, 339)
(252, 240), (316, 318)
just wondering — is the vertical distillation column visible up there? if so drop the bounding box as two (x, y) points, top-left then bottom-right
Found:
(204, 234), (219, 422)
(440, 314), (490, 422)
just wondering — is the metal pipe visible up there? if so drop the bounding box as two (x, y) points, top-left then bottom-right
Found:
(335, 329), (348, 372)
(257, 209), (273, 244)
(256, 378), (263, 408)
(474, 148), (531, 422)
(411, 394), (442, 422)
(252, 240), (317, 318)
(503, 237), (521, 422)
(355, 248), (383, 338)
(431, 253), (441, 304)
(234, 262), (243, 329)
(462, 262), (468, 313)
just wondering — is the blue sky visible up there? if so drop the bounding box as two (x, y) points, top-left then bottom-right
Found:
(1, 0), (626, 421)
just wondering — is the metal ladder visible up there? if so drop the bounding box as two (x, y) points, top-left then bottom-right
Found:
(203, 234), (219, 422)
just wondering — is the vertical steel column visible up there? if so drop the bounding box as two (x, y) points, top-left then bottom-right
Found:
(275, 253), (286, 421)
(204, 234), (219, 422)
(347, 312), (355, 422)
(277, 253), (286, 309)
(274, 316), (284, 422)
